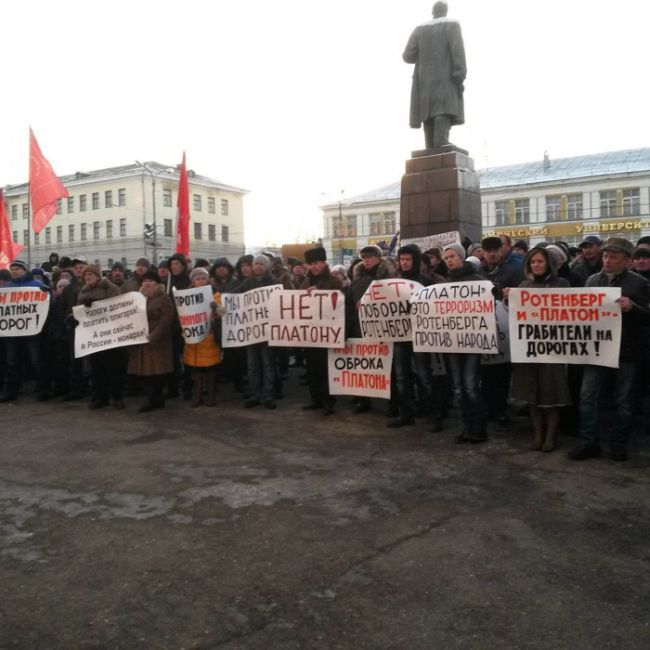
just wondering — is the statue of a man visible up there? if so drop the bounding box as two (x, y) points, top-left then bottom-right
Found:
(403, 1), (467, 149)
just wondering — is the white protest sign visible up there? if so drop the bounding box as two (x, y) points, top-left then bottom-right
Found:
(410, 281), (498, 354)
(173, 285), (213, 344)
(400, 230), (461, 251)
(0, 287), (50, 337)
(269, 289), (345, 348)
(508, 287), (622, 368)
(221, 284), (282, 348)
(73, 291), (149, 358)
(481, 300), (510, 365)
(328, 339), (393, 399)
(359, 279), (423, 342)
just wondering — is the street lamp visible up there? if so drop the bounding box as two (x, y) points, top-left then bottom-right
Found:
(135, 160), (159, 259)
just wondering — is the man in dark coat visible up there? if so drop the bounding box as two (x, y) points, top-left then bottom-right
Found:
(570, 235), (603, 287)
(403, 1), (466, 148)
(165, 253), (191, 399)
(298, 247), (343, 416)
(569, 238), (650, 462)
(211, 257), (238, 294)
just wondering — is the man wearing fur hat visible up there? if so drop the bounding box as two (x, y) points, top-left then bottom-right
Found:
(238, 255), (281, 409)
(346, 245), (394, 413)
(0, 261), (51, 403)
(298, 247), (343, 415)
(569, 237), (650, 462)
(77, 266), (125, 409)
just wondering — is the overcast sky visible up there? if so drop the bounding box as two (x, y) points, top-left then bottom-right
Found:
(1, 0), (648, 247)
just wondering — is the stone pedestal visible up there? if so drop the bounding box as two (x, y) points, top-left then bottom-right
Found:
(400, 146), (482, 244)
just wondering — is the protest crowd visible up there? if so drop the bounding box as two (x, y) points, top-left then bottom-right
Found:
(1, 232), (649, 463)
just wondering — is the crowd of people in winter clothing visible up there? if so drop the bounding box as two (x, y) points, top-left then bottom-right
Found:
(1, 231), (649, 463)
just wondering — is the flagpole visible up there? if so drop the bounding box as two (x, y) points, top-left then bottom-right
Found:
(27, 183), (32, 267)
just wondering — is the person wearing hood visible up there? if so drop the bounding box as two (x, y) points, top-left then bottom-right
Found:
(234, 254), (254, 288)
(507, 247), (571, 452)
(123, 258), (151, 293)
(42, 252), (60, 273)
(298, 247), (343, 415)
(128, 270), (174, 412)
(77, 266), (124, 409)
(0, 261), (51, 403)
(346, 245), (395, 414)
(211, 257), (238, 293)
(442, 244), (490, 444)
(165, 253), (192, 399)
(30, 267), (50, 287)
(109, 262), (127, 290)
(238, 255), (278, 409)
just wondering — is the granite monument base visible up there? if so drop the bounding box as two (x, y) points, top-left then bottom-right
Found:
(400, 148), (482, 244)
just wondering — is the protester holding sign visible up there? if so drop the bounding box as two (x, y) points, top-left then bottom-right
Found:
(507, 247), (571, 452)
(297, 247), (343, 416)
(0, 260), (51, 403)
(127, 271), (174, 413)
(442, 244), (490, 444)
(238, 255), (281, 409)
(346, 245), (395, 414)
(569, 238), (650, 462)
(77, 266), (124, 409)
(182, 268), (222, 407)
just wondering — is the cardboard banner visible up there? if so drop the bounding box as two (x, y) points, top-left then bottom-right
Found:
(508, 287), (622, 368)
(221, 284), (282, 348)
(269, 290), (345, 348)
(358, 279), (423, 342)
(0, 287), (50, 337)
(410, 281), (498, 354)
(481, 300), (511, 365)
(400, 230), (461, 251)
(328, 339), (393, 399)
(73, 291), (149, 358)
(173, 286), (213, 344)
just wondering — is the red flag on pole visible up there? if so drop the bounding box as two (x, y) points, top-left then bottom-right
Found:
(29, 128), (69, 234)
(0, 189), (24, 270)
(175, 152), (190, 257)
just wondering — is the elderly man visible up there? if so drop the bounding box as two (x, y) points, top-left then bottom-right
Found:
(568, 238), (650, 462)
(403, 1), (467, 148)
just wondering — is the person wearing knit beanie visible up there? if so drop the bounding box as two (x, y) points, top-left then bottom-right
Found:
(253, 254), (272, 272)
(443, 243), (466, 261)
(83, 265), (102, 280)
(190, 267), (210, 281)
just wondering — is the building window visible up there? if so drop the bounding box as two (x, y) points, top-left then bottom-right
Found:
(24, 229), (29, 244)
(22, 203), (29, 219)
(107, 258), (114, 268)
(80, 194), (87, 211)
(221, 225), (229, 242)
(194, 222), (202, 239)
(56, 198), (62, 215)
(93, 222), (100, 239)
(120, 218), (126, 237)
(332, 215), (343, 237)
(105, 190), (113, 208)
(12, 231), (18, 242)
(67, 196), (74, 213)
(69, 225), (75, 242)
(494, 201), (508, 226)
(92, 193), (99, 209)
(94, 259), (100, 267)
(623, 188), (640, 216)
(106, 220), (113, 238)
(56, 226), (63, 243)
(193, 194), (202, 211)
(208, 197), (216, 214)
(514, 199), (529, 224)
(567, 193), (583, 220)
(164, 219), (173, 237)
(546, 196), (562, 222)
(162, 189), (172, 207)
(81, 224), (87, 241)
(208, 224), (216, 241)
(45, 227), (51, 244)
(368, 212), (394, 236)
(600, 190), (617, 218)
(34, 233), (40, 245)
(221, 199), (229, 216)
(121, 257), (127, 266)
(118, 189), (126, 206)
(11, 205), (17, 221)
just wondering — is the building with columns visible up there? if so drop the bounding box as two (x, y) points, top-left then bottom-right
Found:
(320, 148), (650, 262)
(3, 161), (247, 269)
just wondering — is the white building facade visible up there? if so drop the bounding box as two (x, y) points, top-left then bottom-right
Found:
(320, 149), (650, 261)
(4, 162), (247, 269)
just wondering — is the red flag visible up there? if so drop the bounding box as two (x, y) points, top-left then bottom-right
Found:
(29, 128), (69, 234)
(0, 189), (24, 270)
(176, 152), (190, 256)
